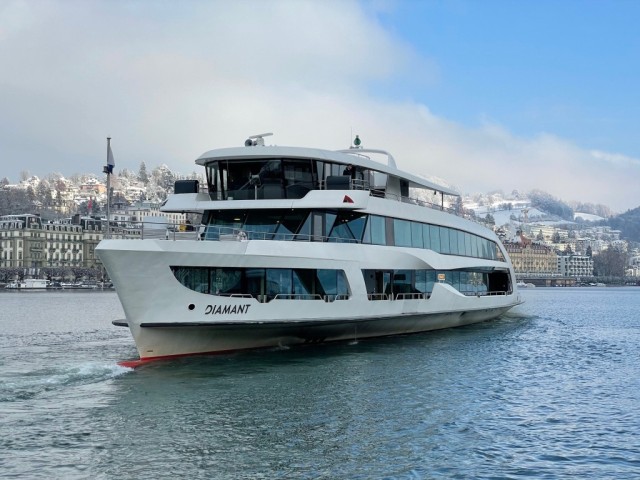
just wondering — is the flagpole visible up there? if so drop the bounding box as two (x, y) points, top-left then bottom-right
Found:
(105, 137), (112, 239)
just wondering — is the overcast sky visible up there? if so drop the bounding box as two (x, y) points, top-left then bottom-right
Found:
(1, 0), (639, 212)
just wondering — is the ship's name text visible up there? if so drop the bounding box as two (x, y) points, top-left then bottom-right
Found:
(205, 304), (252, 315)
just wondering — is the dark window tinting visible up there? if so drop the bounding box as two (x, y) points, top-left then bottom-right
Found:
(171, 266), (350, 302)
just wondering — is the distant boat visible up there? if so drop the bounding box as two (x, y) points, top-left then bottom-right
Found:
(48, 281), (109, 290)
(58, 282), (99, 290)
(5, 278), (50, 290)
(516, 282), (536, 288)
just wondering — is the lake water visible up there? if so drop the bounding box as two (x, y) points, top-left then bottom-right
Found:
(1, 288), (639, 479)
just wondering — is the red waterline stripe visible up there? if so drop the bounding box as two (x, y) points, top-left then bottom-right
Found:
(117, 345), (263, 368)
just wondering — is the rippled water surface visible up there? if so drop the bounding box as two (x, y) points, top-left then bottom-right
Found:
(1, 288), (639, 479)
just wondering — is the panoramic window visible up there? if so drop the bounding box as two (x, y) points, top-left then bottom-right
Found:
(171, 266), (350, 302)
(202, 208), (502, 261)
(362, 268), (508, 299)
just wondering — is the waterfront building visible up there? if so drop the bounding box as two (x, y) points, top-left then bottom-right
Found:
(0, 209), (187, 271)
(557, 254), (594, 277)
(0, 214), (103, 270)
(0, 215), (48, 269)
(503, 237), (558, 276)
(73, 215), (105, 269)
(43, 220), (84, 268)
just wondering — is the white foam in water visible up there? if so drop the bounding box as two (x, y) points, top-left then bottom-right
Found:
(42, 363), (131, 387)
(74, 362), (133, 379)
(1, 363), (133, 402)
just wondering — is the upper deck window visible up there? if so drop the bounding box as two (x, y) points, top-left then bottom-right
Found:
(206, 158), (317, 200)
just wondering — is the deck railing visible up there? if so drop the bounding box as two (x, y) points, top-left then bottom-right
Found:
(104, 221), (365, 243)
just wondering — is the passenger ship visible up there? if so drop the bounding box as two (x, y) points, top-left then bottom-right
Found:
(96, 134), (522, 361)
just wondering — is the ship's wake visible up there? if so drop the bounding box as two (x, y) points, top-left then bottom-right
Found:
(0, 362), (132, 403)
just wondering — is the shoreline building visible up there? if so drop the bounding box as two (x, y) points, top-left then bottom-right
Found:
(557, 254), (594, 278)
(503, 232), (558, 277)
(1, 207), (189, 271)
(0, 214), (88, 270)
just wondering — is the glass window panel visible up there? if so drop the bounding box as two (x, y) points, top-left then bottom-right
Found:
(184, 268), (208, 294)
(223, 159), (283, 200)
(204, 210), (244, 240)
(394, 219), (412, 247)
(266, 269), (292, 298)
(275, 211), (307, 240)
(317, 269), (337, 295)
(483, 239), (490, 260)
(370, 216), (386, 245)
(465, 232), (473, 257)
(489, 241), (497, 260)
(422, 224), (431, 249)
(245, 268), (265, 298)
(443, 271), (453, 286)
(172, 267), (190, 289)
(393, 270), (413, 294)
(337, 271), (349, 296)
(283, 161), (312, 183)
(457, 230), (465, 257)
(295, 213), (312, 241)
(346, 214), (367, 242)
(293, 269), (315, 295)
(430, 225), (441, 252)
(244, 210), (281, 240)
(329, 212), (366, 243)
(471, 235), (479, 257)
(459, 271), (469, 292)
(212, 268), (242, 294)
(325, 212), (337, 239)
(440, 227), (451, 254)
(415, 270), (427, 293)
(451, 271), (460, 292)
(411, 222), (424, 248)
(361, 215), (372, 244)
(449, 229), (459, 255)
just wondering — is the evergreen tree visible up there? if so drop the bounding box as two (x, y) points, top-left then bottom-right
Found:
(138, 161), (150, 185)
(36, 180), (51, 206)
(26, 186), (37, 206)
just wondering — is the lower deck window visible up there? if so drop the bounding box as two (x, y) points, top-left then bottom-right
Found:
(362, 268), (511, 300)
(171, 266), (350, 302)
